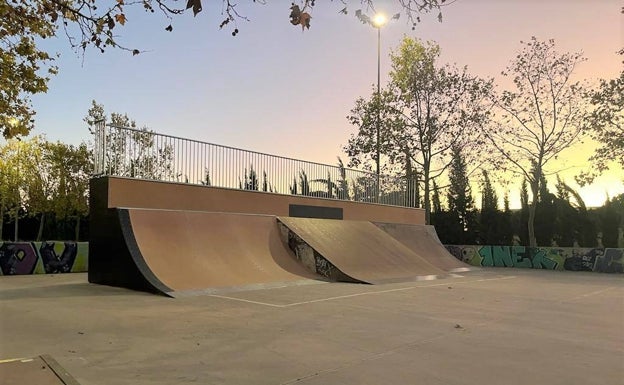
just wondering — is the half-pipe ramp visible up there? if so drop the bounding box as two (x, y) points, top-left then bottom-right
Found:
(374, 223), (472, 272)
(278, 217), (447, 284)
(92, 209), (321, 296)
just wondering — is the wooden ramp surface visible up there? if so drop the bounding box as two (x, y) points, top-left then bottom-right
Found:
(278, 217), (447, 284)
(123, 210), (321, 296)
(374, 223), (473, 272)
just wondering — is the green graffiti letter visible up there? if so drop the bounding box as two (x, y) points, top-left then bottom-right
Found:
(479, 246), (493, 267)
(529, 248), (558, 270)
(512, 246), (531, 268)
(492, 246), (514, 267)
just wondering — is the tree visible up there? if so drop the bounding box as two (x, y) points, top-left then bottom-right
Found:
(289, 170), (310, 197)
(446, 145), (477, 243)
(0, 136), (92, 241)
(431, 180), (442, 214)
(2, 1), (447, 139)
(514, 178), (530, 245)
(312, 172), (337, 199)
(484, 37), (586, 247)
(85, 100), (175, 181)
(45, 141), (92, 240)
(0, 139), (24, 240)
(554, 175), (593, 246)
(577, 50), (623, 185)
(336, 157), (350, 200)
(346, 38), (491, 223)
(20, 136), (53, 241)
(478, 170), (500, 245)
(239, 165), (259, 191)
(597, 194), (623, 248)
(534, 172), (556, 246)
(500, 191), (512, 245)
(1, 1), (57, 139)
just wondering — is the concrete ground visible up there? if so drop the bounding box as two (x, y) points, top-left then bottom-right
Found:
(1, 270), (622, 385)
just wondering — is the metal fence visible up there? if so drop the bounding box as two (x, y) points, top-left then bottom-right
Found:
(93, 121), (418, 207)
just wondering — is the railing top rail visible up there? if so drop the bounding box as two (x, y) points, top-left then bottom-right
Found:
(105, 123), (376, 177)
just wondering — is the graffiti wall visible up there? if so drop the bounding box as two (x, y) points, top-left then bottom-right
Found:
(0, 242), (88, 276)
(445, 245), (624, 273)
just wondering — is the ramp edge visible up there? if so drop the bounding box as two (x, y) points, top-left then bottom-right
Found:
(40, 355), (82, 385)
(118, 209), (174, 297)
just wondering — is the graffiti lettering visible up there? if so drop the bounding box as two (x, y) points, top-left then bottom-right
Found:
(446, 245), (623, 274)
(0, 242), (88, 275)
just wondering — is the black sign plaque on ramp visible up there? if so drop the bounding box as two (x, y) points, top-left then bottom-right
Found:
(289, 204), (343, 220)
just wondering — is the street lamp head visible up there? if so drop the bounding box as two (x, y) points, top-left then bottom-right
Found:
(372, 13), (387, 28)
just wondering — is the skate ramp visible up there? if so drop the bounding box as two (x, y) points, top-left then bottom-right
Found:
(374, 223), (473, 272)
(120, 209), (322, 296)
(278, 217), (447, 284)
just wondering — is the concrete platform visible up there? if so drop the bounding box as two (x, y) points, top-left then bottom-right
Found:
(1, 271), (622, 385)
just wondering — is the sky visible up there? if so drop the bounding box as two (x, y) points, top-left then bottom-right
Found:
(28, 0), (623, 208)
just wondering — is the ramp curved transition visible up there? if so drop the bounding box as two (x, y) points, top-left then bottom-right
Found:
(374, 223), (473, 272)
(121, 209), (322, 296)
(278, 217), (447, 284)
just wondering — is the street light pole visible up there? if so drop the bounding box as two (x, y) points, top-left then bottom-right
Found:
(376, 25), (381, 203)
(372, 13), (386, 203)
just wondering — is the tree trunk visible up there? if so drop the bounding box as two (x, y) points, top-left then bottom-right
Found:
(36, 212), (45, 241)
(13, 205), (19, 242)
(405, 155), (417, 208)
(0, 205), (4, 241)
(75, 216), (81, 241)
(528, 182), (539, 247)
(423, 170), (431, 225)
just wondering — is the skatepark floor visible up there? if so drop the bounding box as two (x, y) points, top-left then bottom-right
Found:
(1, 270), (622, 385)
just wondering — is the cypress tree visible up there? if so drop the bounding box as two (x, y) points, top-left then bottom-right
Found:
(446, 145), (477, 244)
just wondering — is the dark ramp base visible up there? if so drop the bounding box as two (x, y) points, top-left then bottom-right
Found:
(277, 217), (447, 284)
(0, 355), (80, 385)
(374, 222), (474, 273)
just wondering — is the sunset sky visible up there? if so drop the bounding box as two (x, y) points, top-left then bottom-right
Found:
(29, 0), (623, 208)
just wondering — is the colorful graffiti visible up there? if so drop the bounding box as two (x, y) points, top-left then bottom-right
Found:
(445, 245), (623, 273)
(0, 242), (88, 276)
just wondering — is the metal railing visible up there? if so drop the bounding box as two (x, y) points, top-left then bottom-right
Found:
(93, 121), (418, 207)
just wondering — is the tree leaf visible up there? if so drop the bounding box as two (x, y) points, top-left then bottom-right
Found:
(115, 13), (126, 26)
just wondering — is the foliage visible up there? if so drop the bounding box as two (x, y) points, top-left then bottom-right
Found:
(336, 157), (350, 200)
(290, 170), (311, 196)
(1, 0), (57, 139)
(262, 171), (274, 192)
(85, 100), (176, 181)
(446, 145), (477, 243)
(0, 138), (27, 240)
(596, 194), (623, 248)
(431, 180), (441, 213)
(500, 191), (512, 245)
(478, 170), (500, 244)
(577, 54), (623, 185)
(345, 37), (491, 223)
(239, 165), (259, 190)
(44, 141), (92, 240)
(200, 170), (212, 186)
(534, 174), (556, 246)
(20, 136), (52, 241)
(484, 37), (587, 247)
(553, 175), (593, 247)
(0, 136), (91, 241)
